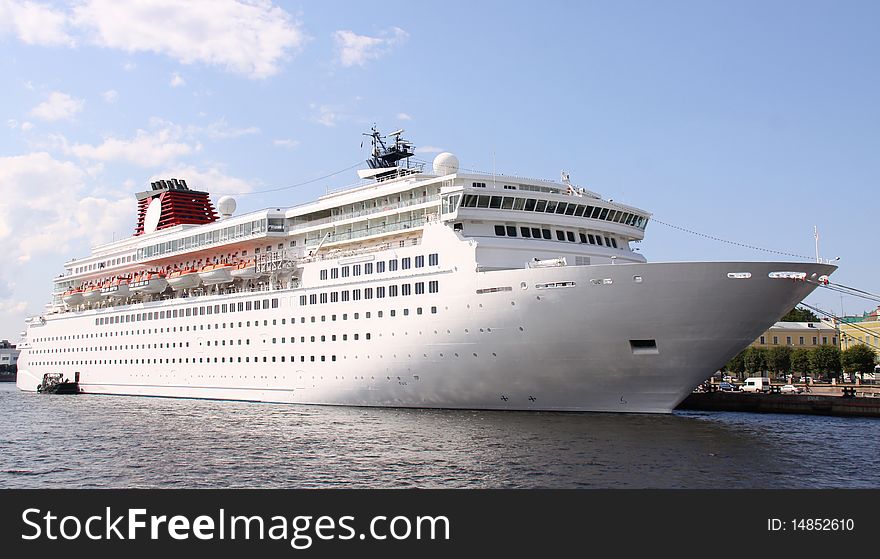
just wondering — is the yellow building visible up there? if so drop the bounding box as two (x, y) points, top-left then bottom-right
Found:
(750, 321), (838, 349)
(839, 320), (880, 356)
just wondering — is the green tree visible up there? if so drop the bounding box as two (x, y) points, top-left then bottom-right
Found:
(766, 346), (792, 379)
(810, 345), (842, 379)
(780, 306), (820, 322)
(790, 348), (812, 377)
(841, 345), (878, 376)
(724, 350), (746, 378)
(744, 347), (768, 375)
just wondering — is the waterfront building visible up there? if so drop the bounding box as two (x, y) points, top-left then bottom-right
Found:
(750, 321), (838, 349)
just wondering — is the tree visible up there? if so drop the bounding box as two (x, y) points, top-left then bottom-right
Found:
(724, 351), (746, 378)
(744, 347), (768, 375)
(780, 306), (820, 322)
(766, 346), (792, 379)
(810, 345), (842, 379)
(841, 345), (878, 376)
(790, 348), (812, 377)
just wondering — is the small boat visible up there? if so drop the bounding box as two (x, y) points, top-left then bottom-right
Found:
(130, 272), (168, 295)
(102, 278), (131, 299)
(231, 260), (263, 280)
(82, 285), (104, 302)
(37, 372), (79, 394)
(62, 289), (84, 306)
(166, 268), (202, 290)
(199, 263), (234, 285)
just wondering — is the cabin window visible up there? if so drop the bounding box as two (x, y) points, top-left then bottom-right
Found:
(556, 230), (565, 241)
(331, 268), (339, 279)
(520, 227), (532, 238)
(506, 226), (517, 237)
(415, 255), (424, 268)
(542, 229), (551, 240)
(566, 231), (575, 242)
(524, 199), (536, 211)
(494, 225), (506, 236)
(402, 258), (411, 270)
(429, 253), (438, 266)
(365, 263), (373, 274)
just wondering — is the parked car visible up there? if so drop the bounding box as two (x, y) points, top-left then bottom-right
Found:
(780, 384), (802, 394)
(718, 381), (739, 392)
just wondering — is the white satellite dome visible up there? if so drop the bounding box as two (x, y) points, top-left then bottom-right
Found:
(432, 152), (459, 176)
(217, 195), (237, 218)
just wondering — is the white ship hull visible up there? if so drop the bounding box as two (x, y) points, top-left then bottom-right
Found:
(17, 260), (834, 413)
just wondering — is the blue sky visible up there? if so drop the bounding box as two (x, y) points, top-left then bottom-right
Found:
(1, 0), (878, 341)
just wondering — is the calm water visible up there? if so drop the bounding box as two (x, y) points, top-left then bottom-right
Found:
(0, 383), (877, 488)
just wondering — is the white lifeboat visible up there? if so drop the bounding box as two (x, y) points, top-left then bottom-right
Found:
(166, 268), (202, 291)
(82, 285), (104, 303)
(199, 263), (234, 285)
(62, 289), (84, 306)
(130, 272), (168, 295)
(102, 278), (131, 299)
(231, 260), (263, 280)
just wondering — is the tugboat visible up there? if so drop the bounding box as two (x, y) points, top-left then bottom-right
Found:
(36, 372), (80, 394)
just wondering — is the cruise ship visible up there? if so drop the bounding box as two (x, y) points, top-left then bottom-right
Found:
(16, 129), (836, 412)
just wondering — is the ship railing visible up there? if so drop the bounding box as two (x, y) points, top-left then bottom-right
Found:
(303, 215), (435, 248)
(287, 194), (440, 231)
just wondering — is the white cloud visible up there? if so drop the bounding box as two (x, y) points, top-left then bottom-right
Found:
(7, 119), (18, 129)
(69, 126), (197, 167)
(102, 89), (118, 103)
(20, 121), (33, 131)
(122, 61), (136, 71)
(30, 91), (84, 121)
(72, 0), (306, 79)
(201, 118), (259, 139)
(333, 26), (408, 67)
(0, 152), (130, 263)
(311, 104), (344, 127)
(152, 165), (254, 196)
(170, 72), (186, 88)
(273, 139), (299, 149)
(0, 0), (75, 46)
(415, 145), (444, 155)
(396, 112), (412, 121)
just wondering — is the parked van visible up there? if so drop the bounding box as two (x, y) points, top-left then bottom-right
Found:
(741, 377), (771, 393)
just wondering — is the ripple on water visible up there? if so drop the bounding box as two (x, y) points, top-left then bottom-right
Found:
(0, 385), (878, 488)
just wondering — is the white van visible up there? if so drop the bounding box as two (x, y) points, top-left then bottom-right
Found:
(741, 377), (771, 393)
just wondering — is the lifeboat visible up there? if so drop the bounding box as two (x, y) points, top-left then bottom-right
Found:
(166, 268), (202, 291)
(62, 288), (84, 306)
(102, 277), (131, 299)
(82, 284), (104, 303)
(129, 271), (168, 295)
(198, 263), (234, 285)
(230, 260), (263, 280)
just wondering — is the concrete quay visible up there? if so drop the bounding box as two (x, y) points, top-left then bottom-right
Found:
(677, 390), (880, 418)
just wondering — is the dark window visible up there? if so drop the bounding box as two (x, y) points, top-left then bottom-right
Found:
(331, 268), (339, 279)
(429, 281), (438, 293)
(365, 262), (373, 274)
(428, 253), (438, 266)
(556, 230), (565, 241)
(377, 286), (385, 298)
(353, 264), (361, 276)
(415, 282), (425, 295)
(402, 284), (411, 296)
(389, 260), (398, 271)
(341, 266), (350, 278)
(494, 225), (506, 236)
(320, 270), (328, 280)
(587, 234), (596, 244)
(566, 231), (575, 242)
(579, 233), (587, 243)
(402, 257), (411, 270)
(531, 227), (541, 238)
(506, 226), (517, 237)
(520, 227), (532, 238)
(542, 229), (551, 240)
(389, 285), (398, 297)
(309, 294), (317, 304)
(377, 261), (385, 273)
(415, 255), (424, 268)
